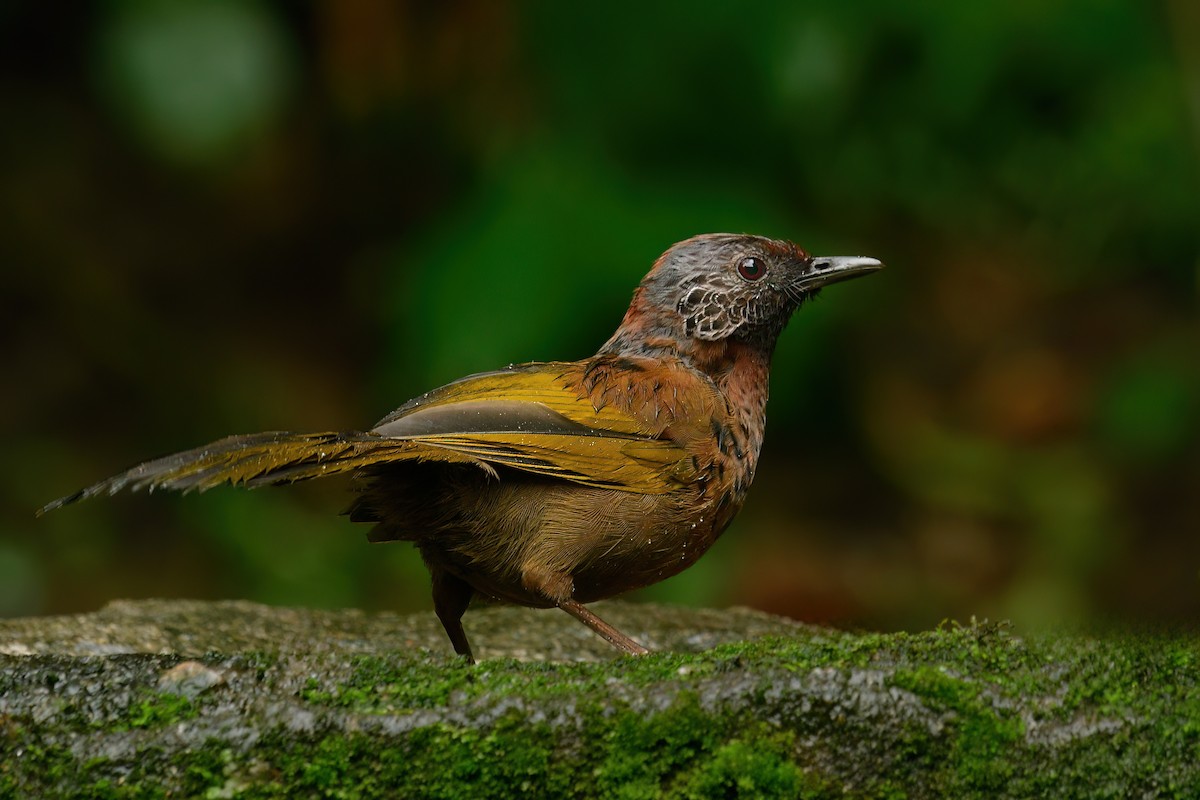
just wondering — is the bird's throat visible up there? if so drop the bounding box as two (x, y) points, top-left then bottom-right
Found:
(699, 339), (771, 465)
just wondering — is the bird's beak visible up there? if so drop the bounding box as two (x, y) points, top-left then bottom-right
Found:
(794, 256), (884, 291)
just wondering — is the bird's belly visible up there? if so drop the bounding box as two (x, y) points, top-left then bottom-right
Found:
(419, 477), (733, 607)
(567, 494), (726, 602)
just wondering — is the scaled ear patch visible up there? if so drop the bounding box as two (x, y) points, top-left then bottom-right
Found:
(678, 280), (748, 341)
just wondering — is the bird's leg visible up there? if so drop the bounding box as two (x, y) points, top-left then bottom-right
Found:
(523, 567), (650, 657)
(431, 569), (476, 663)
(558, 599), (650, 656)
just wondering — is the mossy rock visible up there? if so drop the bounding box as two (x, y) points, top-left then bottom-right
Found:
(0, 600), (1197, 798)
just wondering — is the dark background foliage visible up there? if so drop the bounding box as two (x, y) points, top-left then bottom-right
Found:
(3, 1), (1198, 632)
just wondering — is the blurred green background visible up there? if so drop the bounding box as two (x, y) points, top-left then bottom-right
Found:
(3, 1), (1198, 632)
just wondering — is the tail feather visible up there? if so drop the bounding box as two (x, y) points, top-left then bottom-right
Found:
(37, 431), (413, 516)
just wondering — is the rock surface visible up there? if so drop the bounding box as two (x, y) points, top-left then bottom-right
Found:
(0, 598), (809, 662)
(0, 599), (1197, 798)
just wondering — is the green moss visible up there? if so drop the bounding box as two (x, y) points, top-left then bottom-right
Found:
(77, 778), (166, 800)
(298, 655), (475, 711)
(890, 665), (1025, 794)
(204, 715), (571, 799)
(163, 694), (843, 800)
(267, 626), (1200, 797)
(6, 624), (1200, 798)
(178, 743), (232, 796)
(677, 736), (813, 799)
(299, 636), (887, 719)
(593, 691), (721, 797)
(5, 743), (77, 798)
(116, 691), (197, 730)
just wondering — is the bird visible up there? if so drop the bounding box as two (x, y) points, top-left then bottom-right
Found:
(40, 233), (882, 662)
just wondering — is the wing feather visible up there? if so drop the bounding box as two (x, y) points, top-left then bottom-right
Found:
(369, 361), (710, 493)
(40, 359), (718, 512)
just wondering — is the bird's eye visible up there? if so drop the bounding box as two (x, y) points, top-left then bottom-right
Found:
(737, 256), (766, 281)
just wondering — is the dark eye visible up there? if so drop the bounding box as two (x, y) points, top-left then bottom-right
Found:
(737, 256), (766, 281)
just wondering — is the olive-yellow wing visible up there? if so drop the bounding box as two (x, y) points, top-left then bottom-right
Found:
(39, 362), (701, 514)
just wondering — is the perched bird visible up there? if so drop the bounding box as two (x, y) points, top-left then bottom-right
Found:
(41, 233), (882, 661)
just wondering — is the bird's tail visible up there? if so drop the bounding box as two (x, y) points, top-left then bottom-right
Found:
(38, 431), (415, 515)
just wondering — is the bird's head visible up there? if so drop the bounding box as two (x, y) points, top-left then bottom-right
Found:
(601, 233), (882, 359)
